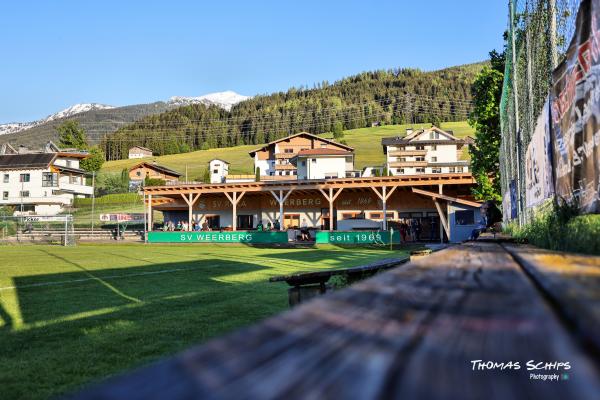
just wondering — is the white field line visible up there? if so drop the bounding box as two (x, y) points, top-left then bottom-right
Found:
(0, 266), (197, 292)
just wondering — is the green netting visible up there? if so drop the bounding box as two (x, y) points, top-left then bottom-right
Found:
(500, 0), (581, 223)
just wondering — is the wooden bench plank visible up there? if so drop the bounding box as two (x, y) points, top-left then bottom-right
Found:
(72, 243), (600, 400)
(269, 257), (408, 285)
(504, 244), (600, 355)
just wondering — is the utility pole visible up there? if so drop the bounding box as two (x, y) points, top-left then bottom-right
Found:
(91, 171), (96, 234)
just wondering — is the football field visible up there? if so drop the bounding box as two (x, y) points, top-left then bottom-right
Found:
(0, 243), (412, 399)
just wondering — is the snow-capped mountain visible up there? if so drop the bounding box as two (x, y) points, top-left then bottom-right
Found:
(168, 91), (250, 111)
(0, 103), (114, 136)
(0, 91), (250, 137)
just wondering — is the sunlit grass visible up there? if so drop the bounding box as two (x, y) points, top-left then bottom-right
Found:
(0, 243), (411, 399)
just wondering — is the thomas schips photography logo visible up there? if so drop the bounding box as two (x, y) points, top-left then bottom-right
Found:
(470, 360), (572, 381)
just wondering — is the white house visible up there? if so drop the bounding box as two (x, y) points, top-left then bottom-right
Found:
(209, 159), (230, 183)
(292, 149), (355, 180)
(382, 127), (473, 175)
(128, 146), (153, 159)
(0, 150), (93, 216)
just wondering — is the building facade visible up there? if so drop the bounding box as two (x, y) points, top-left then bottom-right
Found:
(382, 127), (472, 176)
(292, 149), (355, 180)
(0, 151), (93, 215)
(248, 132), (354, 178)
(128, 146), (153, 159)
(209, 159), (230, 183)
(129, 162), (182, 185)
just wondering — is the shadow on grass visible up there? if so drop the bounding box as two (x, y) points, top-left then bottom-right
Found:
(12, 253), (268, 325)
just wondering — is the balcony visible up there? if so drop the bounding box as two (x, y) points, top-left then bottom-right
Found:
(388, 150), (427, 157)
(274, 164), (297, 171)
(388, 161), (428, 168)
(0, 196), (67, 206)
(58, 183), (94, 196)
(274, 153), (296, 159)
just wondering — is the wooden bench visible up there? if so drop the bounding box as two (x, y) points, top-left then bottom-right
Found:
(269, 257), (409, 306)
(71, 241), (600, 400)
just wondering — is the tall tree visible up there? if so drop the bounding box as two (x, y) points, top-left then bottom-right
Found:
(56, 121), (88, 149)
(80, 146), (105, 172)
(468, 51), (504, 202)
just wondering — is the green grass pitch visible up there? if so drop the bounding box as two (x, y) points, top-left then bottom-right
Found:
(0, 243), (413, 399)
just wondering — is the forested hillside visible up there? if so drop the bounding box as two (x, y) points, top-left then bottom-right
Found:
(101, 63), (484, 160)
(2, 102), (172, 148)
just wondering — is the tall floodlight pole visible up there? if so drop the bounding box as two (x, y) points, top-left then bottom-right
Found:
(509, 0), (523, 226)
(548, 0), (558, 70)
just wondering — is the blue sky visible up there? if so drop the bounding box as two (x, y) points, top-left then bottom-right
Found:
(0, 0), (507, 123)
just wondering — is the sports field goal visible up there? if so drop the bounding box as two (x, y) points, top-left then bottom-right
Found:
(0, 214), (75, 246)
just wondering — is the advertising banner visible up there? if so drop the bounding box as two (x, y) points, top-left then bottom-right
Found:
(315, 230), (400, 245)
(100, 213), (145, 222)
(550, 0), (600, 213)
(525, 97), (555, 207)
(147, 231), (288, 243)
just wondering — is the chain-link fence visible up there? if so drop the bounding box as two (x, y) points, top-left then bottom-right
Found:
(500, 0), (581, 224)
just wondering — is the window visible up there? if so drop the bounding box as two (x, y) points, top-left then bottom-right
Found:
(342, 212), (363, 220)
(320, 143), (327, 148)
(136, 171), (141, 177)
(312, 159), (317, 163)
(66, 160), (73, 168)
(2, 191), (8, 200)
(325, 173), (338, 179)
(432, 168), (442, 173)
(416, 168), (425, 173)
(431, 144), (437, 151)
(398, 168), (405, 174)
(449, 167), (456, 173)
(204, 215), (220, 229)
(284, 213), (300, 229)
(214, 163), (220, 167)
(284, 148), (294, 153)
(301, 161), (306, 166)
(69, 175), (81, 184)
(3, 174), (8, 183)
(42, 172), (58, 187)
(457, 166), (464, 173)
(415, 145), (425, 150)
(213, 169), (219, 174)
(19, 173), (30, 183)
(369, 212), (383, 219)
(20, 191), (30, 197)
(399, 157), (407, 162)
(431, 156), (437, 162)
(416, 156), (425, 161)
(455, 210), (475, 225)
(431, 132), (440, 139)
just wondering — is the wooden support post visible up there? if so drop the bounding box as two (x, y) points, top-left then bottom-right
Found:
(370, 186), (397, 231)
(181, 193), (202, 231)
(147, 194), (152, 232)
(270, 189), (293, 230)
(438, 184), (444, 243)
(318, 188), (344, 231)
(434, 199), (450, 240)
(224, 191), (246, 231)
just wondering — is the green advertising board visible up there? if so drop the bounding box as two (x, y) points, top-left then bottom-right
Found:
(148, 231), (288, 244)
(315, 230), (400, 245)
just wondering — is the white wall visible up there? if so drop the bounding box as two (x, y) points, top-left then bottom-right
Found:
(209, 160), (229, 183)
(298, 156), (348, 180)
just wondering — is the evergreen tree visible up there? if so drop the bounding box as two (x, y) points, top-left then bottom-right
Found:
(56, 121), (88, 149)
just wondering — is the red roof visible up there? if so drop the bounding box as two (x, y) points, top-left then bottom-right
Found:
(296, 148), (352, 156)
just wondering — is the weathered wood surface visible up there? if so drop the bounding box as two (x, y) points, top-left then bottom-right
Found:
(269, 257), (409, 286)
(505, 244), (600, 355)
(72, 242), (600, 400)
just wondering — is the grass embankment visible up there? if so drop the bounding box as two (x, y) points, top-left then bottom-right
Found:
(100, 121), (474, 179)
(507, 202), (600, 255)
(0, 243), (414, 399)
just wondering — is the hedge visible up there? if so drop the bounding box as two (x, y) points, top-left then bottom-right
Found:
(74, 193), (141, 207)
